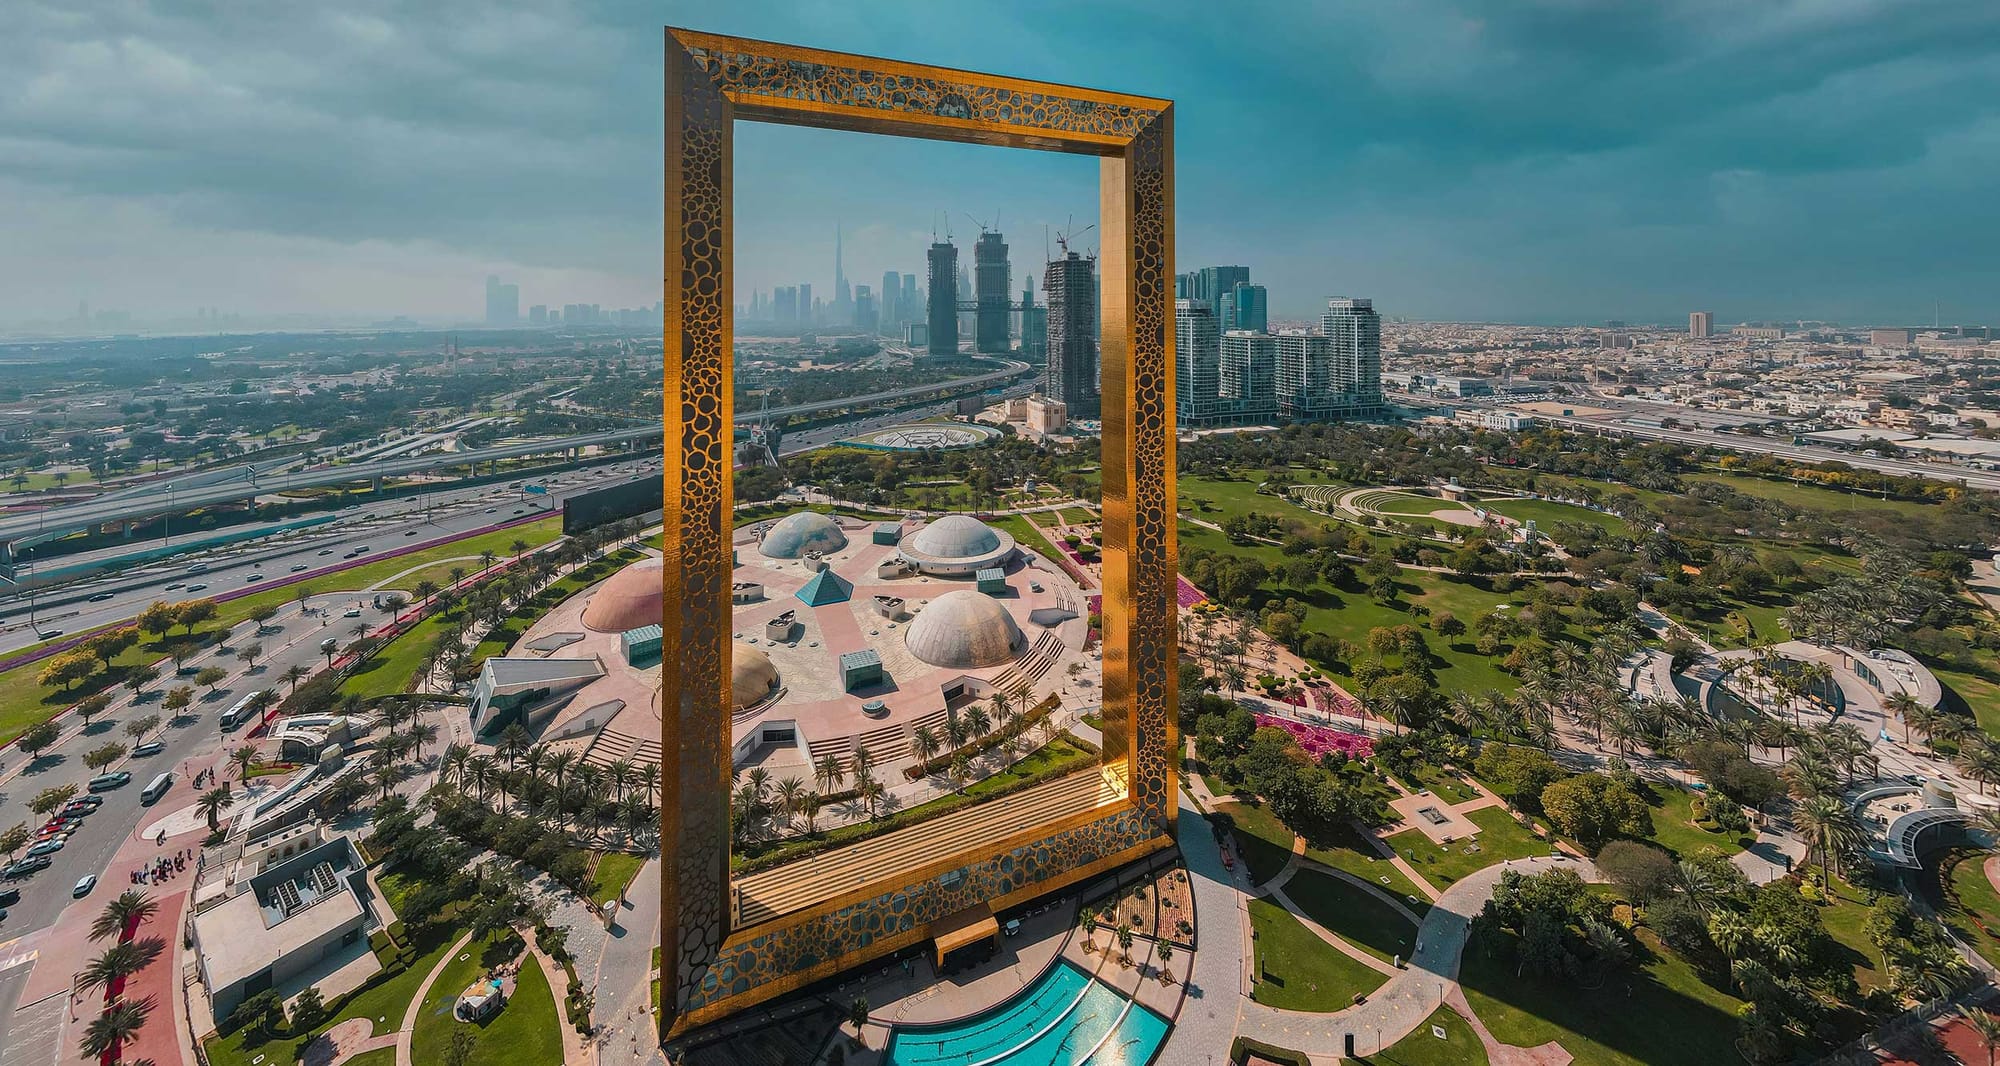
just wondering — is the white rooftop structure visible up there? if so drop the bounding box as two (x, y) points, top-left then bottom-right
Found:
(903, 589), (1026, 669)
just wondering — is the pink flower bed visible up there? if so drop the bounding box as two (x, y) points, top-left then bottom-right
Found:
(1254, 712), (1373, 759)
(1175, 576), (1207, 608)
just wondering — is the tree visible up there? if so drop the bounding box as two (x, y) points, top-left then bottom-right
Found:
(0, 823), (30, 862)
(125, 664), (160, 701)
(1432, 611), (1465, 639)
(75, 692), (113, 729)
(1595, 840), (1677, 901)
(233, 744), (258, 782)
(79, 997), (154, 1061)
(848, 996), (871, 1049)
(250, 605), (278, 632)
(91, 891), (159, 941)
(125, 714), (161, 742)
(28, 784), (78, 816)
(15, 720), (60, 760)
(1540, 774), (1652, 850)
(83, 743), (128, 771)
(173, 598), (218, 635)
(443, 1029), (478, 1066)
(290, 986), (325, 1031)
(162, 685), (194, 718)
(194, 666), (228, 692)
(38, 650), (97, 692)
(135, 601), (177, 638)
(1794, 794), (1866, 876)
(1472, 745), (1565, 813)
(77, 938), (165, 996)
(236, 643), (264, 670)
(197, 786), (235, 831)
(280, 663), (309, 694)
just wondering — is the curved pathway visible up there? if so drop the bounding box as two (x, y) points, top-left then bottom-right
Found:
(396, 929), (474, 1066)
(1233, 854), (1596, 1061)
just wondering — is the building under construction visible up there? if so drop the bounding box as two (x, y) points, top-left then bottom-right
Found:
(1043, 250), (1098, 417)
(926, 239), (958, 358)
(973, 229), (1012, 354)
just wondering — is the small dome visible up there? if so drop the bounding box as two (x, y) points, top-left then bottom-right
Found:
(760, 511), (848, 559)
(908, 515), (1001, 560)
(732, 644), (779, 709)
(582, 559), (663, 633)
(904, 590), (1024, 669)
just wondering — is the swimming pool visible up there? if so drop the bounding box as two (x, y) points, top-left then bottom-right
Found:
(884, 959), (1170, 1066)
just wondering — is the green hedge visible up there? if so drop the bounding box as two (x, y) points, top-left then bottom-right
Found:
(1229, 1036), (1311, 1066)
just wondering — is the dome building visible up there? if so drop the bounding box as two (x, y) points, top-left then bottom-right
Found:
(904, 589), (1025, 669)
(759, 511), (848, 559)
(732, 644), (779, 710)
(582, 558), (663, 632)
(898, 514), (1017, 577)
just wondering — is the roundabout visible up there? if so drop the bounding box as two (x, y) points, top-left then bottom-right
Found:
(844, 421), (1001, 451)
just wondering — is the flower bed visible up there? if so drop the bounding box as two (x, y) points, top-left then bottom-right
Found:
(1253, 712), (1372, 759)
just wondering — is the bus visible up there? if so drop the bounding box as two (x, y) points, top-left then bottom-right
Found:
(140, 772), (174, 806)
(219, 691), (266, 732)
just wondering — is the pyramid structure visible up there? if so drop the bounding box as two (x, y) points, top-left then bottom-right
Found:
(795, 568), (853, 607)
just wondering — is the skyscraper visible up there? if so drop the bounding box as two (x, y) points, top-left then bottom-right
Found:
(1186, 266), (1249, 310)
(1020, 282), (1047, 359)
(1043, 252), (1098, 416)
(973, 229), (1012, 353)
(855, 284), (877, 334)
(1175, 299), (1220, 426)
(1689, 311), (1713, 338)
(1317, 298), (1385, 415)
(1228, 283), (1268, 332)
(798, 284), (813, 328)
(901, 274), (918, 333)
(484, 275), (519, 326)
(832, 225), (852, 327)
(1219, 331), (1277, 422)
(926, 240), (959, 357)
(773, 286), (798, 329)
(880, 270), (902, 334)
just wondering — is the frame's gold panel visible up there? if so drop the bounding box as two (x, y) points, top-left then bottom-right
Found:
(662, 26), (1176, 1040)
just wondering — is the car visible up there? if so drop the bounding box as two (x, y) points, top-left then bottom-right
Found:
(0, 907), (9, 923)
(245, 574), (264, 582)
(318, 548), (335, 556)
(404, 529), (418, 536)
(25, 839), (64, 858)
(485, 508), (496, 514)
(88, 592), (115, 602)
(185, 583), (208, 592)
(0, 888), (19, 907)
(354, 546), (370, 554)
(66, 794), (103, 809)
(73, 874), (97, 898)
(37, 629), (64, 639)
(343, 607), (362, 618)
(164, 582), (185, 590)
(87, 771), (132, 792)
(61, 803), (98, 818)
(512, 509), (523, 514)
(2, 857), (51, 879)
(132, 741), (165, 758)
(39, 817), (78, 833)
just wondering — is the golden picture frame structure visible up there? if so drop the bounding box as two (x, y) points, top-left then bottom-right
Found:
(662, 27), (1177, 1038)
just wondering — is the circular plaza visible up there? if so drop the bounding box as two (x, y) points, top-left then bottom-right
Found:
(843, 421), (1000, 451)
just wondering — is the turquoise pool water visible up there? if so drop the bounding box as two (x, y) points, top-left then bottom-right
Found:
(884, 959), (1171, 1066)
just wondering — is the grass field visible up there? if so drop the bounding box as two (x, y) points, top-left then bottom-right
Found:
(987, 513), (1067, 567)
(1283, 868), (1419, 965)
(410, 933), (562, 1066)
(1641, 784), (1753, 859)
(593, 850), (648, 903)
(1936, 663), (2000, 740)
(1248, 896), (1389, 1012)
(1815, 875), (1888, 992)
(1352, 1005), (1489, 1066)
(1303, 823), (1433, 912)
(203, 928), (461, 1066)
(1482, 498), (1630, 537)
(1397, 763), (1482, 805)
(1459, 923), (1746, 1066)
(1215, 799), (1298, 887)
(1684, 472), (1944, 519)
(1386, 806), (1551, 888)
(1938, 848), (2000, 970)
(0, 516), (564, 746)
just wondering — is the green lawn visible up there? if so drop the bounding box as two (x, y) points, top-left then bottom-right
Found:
(1215, 799), (1297, 887)
(1352, 1005), (1489, 1066)
(1397, 763), (1481, 805)
(203, 929), (462, 1066)
(1482, 498), (1630, 537)
(1303, 823), (1433, 913)
(988, 513), (1067, 566)
(593, 850), (648, 903)
(1683, 472), (1944, 520)
(1386, 806), (1551, 887)
(1640, 784), (1753, 859)
(1935, 663), (2000, 740)
(341, 1050), (397, 1066)
(1459, 924), (1746, 1066)
(0, 516), (564, 745)
(410, 933), (563, 1066)
(1939, 848), (2000, 970)
(1283, 868), (1419, 965)
(1248, 896), (1388, 1012)
(1816, 877), (1888, 992)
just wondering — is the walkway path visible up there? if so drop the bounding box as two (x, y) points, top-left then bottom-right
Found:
(1233, 855), (1595, 1061)
(591, 856), (665, 1066)
(396, 929), (474, 1066)
(1155, 786), (1247, 1064)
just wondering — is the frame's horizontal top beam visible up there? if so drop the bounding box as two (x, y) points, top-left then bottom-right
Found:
(670, 27), (1168, 153)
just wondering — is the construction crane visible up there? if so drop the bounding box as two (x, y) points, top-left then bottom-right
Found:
(1055, 219), (1095, 257)
(964, 211), (1002, 236)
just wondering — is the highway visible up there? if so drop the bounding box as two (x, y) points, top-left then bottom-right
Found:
(0, 458), (660, 657)
(735, 358), (1032, 424)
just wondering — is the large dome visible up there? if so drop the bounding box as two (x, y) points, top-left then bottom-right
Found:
(908, 515), (1001, 559)
(582, 558), (663, 633)
(760, 511), (848, 559)
(904, 590), (1025, 669)
(732, 644), (779, 710)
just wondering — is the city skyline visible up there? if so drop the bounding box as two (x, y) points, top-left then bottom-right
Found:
(4, 1), (1999, 330)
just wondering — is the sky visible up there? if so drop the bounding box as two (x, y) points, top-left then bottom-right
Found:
(2, 0), (1998, 328)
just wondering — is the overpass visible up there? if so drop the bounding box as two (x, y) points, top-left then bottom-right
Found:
(0, 359), (1039, 562)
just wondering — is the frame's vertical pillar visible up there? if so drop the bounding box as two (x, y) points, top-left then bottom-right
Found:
(661, 32), (734, 1039)
(1098, 107), (1179, 833)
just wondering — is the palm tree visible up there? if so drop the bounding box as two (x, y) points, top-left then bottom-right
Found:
(774, 776), (806, 827)
(77, 938), (164, 997)
(814, 753), (846, 795)
(196, 787), (235, 831)
(468, 755), (495, 803)
(232, 744), (258, 782)
(280, 663), (309, 695)
(79, 997), (154, 1061)
(1793, 794), (1865, 876)
(1965, 1007), (2000, 1066)
(911, 725), (941, 772)
(409, 721), (439, 765)
(90, 891), (158, 942)
(1886, 691), (1921, 743)
(635, 761), (660, 805)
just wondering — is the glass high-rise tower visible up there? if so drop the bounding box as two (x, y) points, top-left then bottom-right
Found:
(973, 230), (1012, 353)
(1174, 299), (1220, 426)
(1043, 252), (1098, 416)
(925, 241), (958, 357)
